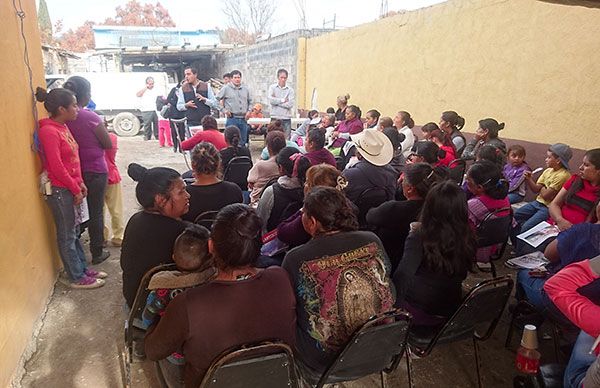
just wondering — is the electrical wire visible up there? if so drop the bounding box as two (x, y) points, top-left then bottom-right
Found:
(13, 0), (40, 152)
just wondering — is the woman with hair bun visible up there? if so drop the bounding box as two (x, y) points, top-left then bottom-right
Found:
(282, 186), (394, 375)
(465, 160), (511, 267)
(63, 75), (113, 264)
(219, 125), (251, 169)
(145, 204), (296, 388)
(462, 118), (507, 162)
(277, 164), (349, 249)
(439, 110), (466, 156)
(394, 111), (416, 158)
(367, 163), (443, 271)
(183, 141), (243, 222)
(35, 86), (106, 289)
(120, 163), (190, 307)
(256, 147), (311, 233)
(334, 93), (350, 122)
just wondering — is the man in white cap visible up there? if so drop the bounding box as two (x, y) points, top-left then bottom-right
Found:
(342, 129), (399, 221)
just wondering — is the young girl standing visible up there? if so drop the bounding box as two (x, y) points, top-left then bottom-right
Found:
(36, 87), (106, 289)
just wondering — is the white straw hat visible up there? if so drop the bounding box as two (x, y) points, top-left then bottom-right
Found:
(350, 129), (393, 166)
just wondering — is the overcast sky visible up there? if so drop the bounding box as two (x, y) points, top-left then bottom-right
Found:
(43, 0), (447, 34)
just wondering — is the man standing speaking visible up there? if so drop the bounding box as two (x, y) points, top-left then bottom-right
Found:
(268, 68), (295, 139)
(217, 70), (252, 146)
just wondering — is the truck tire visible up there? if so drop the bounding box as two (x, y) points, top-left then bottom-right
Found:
(112, 112), (140, 137)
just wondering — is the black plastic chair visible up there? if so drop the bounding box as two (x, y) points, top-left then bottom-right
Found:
(194, 210), (219, 230)
(121, 263), (178, 388)
(476, 206), (513, 277)
(223, 156), (253, 191)
(197, 341), (299, 388)
(355, 187), (391, 229)
(406, 276), (514, 388)
(299, 309), (412, 388)
(448, 158), (467, 185)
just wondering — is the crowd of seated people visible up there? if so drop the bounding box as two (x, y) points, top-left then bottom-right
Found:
(115, 103), (599, 387)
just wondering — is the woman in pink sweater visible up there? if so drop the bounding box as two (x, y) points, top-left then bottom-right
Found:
(35, 87), (106, 289)
(544, 256), (600, 387)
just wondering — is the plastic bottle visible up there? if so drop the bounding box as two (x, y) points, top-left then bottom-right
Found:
(515, 324), (541, 374)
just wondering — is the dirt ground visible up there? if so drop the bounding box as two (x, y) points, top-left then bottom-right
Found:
(18, 135), (557, 387)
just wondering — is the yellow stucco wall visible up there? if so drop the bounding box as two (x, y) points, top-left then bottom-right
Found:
(0, 0), (59, 386)
(301, 0), (600, 150)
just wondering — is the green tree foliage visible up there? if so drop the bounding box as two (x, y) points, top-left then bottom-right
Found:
(37, 0), (53, 45)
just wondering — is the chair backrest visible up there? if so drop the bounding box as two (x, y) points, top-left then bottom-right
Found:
(448, 159), (466, 185)
(420, 276), (514, 354)
(125, 263), (178, 346)
(199, 341), (298, 388)
(355, 187), (391, 227)
(258, 176), (280, 200)
(194, 210), (220, 230)
(317, 310), (411, 386)
(476, 206), (512, 248)
(224, 156), (253, 191)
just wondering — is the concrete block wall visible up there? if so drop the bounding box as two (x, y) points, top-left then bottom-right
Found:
(219, 30), (329, 116)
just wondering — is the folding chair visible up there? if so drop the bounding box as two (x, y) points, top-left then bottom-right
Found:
(196, 341), (299, 388)
(448, 159), (467, 185)
(223, 156), (253, 191)
(406, 276), (514, 388)
(299, 309), (412, 388)
(121, 263), (178, 388)
(476, 206), (513, 277)
(194, 210), (219, 230)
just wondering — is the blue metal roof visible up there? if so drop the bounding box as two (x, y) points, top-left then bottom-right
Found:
(93, 25), (220, 49)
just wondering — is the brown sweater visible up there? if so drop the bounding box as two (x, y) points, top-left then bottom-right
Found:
(144, 266), (296, 388)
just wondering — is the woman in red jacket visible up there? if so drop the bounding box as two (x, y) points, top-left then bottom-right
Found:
(35, 87), (105, 289)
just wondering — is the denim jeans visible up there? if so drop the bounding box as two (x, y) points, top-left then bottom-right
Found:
(277, 118), (292, 139)
(142, 110), (158, 140)
(512, 200), (550, 253)
(515, 269), (572, 327)
(82, 172), (107, 258)
(226, 117), (249, 146)
(564, 331), (597, 388)
(508, 192), (524, 204)
(514, 200), (549, 233)
(45, 187), (87, 281)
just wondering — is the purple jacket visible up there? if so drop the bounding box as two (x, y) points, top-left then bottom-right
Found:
(305, 147), (337, 167)
(332, 118), (363, 148)
(503, 162), (531, 195)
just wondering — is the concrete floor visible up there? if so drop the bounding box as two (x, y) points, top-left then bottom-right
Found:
(19, 136), (557, 387)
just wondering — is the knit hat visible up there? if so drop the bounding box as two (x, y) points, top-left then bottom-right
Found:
(548, 143), (572, 170)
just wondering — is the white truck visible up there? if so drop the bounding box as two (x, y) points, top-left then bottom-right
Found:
(45, 72), (170, 136)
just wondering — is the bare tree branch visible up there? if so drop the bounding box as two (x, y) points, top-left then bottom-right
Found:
(222, 0), (276, 41)
(222, 0), (250, 34)
(293, 0), (307, 29)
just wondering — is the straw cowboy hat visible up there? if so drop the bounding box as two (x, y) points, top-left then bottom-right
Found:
(351, 129), (393, 166)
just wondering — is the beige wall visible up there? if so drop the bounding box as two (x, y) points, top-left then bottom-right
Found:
(301, 0), (600, 150)
(0, 0), (59, 386)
